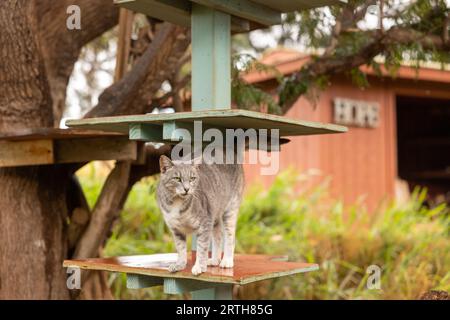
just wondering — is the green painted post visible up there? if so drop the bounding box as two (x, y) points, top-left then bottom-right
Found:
(126, 274), (164, 289)
(191, 285), (232, 300)
(128, 4), (234, 301)
(163, 278), (232, 300)
(191, 6), (232, 299)
(191, 4), (231, 110)
(129, 123), (163, 141)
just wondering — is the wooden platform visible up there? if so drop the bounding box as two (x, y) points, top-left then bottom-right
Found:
(0, 128), (124, 141)
(65, 109), (347, 141)
(0, 128), (143, 168)
(115, 0), (346, 32)
(63, 253), (318, 285)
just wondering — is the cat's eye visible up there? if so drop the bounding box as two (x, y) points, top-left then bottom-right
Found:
(190, 177), (196, 182)
(173, 177), (181, 181)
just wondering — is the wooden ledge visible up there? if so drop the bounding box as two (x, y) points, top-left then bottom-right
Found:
(63, 253), (318, 285)
(0, 128), (143, 168)
(0, 128), (125, 141)
(66, 109), (348, 138)
(114, 0), (346, 31)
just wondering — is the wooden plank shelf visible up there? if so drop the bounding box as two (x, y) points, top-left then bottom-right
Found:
(0, 128), (143, 168)
(0, 128), (124, 141)
(114, 0), (346, 31)
(65, 109), (347, 143)
(251, 0), (347, 11)
(63, 253), (318, 286)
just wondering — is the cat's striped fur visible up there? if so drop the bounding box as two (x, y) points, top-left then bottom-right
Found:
(156, 155), (244, 275)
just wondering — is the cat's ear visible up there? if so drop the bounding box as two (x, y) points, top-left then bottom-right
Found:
(159, 155), (174, 173)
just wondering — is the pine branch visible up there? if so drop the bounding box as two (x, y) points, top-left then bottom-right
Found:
(280, 26), (450, 113)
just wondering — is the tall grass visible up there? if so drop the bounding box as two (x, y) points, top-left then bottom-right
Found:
(79, 168), (449, 300)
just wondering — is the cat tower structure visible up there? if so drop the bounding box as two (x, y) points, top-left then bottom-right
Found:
(63, 0), (347, 300)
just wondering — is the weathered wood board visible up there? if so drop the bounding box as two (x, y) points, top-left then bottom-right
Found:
(251, 0), (347, 11)
(63, 253), (319, 285)
(54, 137), (137, 164)
(114, 0), (346, 30)
(65, 109), (348, 137)
(0, 128), (125, 141)
(0, 139), (54, 167)
(0, 128), (140, 167)
(190, 0), (281, 26)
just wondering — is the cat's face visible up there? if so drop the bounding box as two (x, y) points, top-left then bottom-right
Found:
(159, 155), (199, 198)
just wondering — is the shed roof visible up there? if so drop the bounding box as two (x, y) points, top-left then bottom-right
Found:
(244, 48), (450, 85)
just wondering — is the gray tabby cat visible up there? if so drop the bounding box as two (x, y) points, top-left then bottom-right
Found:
(156, 155), (244, 275)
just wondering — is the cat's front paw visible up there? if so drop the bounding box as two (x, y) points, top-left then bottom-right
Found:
(168, 262), (186, 273)
(207, 257), (221, 266)
(219, 257), (234, 268)
(191, 263), (207, 276)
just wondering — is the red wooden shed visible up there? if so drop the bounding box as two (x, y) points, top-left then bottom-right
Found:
(243, 49), (450, 210)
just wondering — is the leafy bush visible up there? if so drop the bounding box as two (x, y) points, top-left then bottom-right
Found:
(79, 168), (449, 300)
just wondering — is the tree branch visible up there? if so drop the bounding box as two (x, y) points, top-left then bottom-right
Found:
(151, 74), (191, 110)
(71, 144), (170, 261)
(73, 161), (131, 259)
(74, 21), (187, 263)
(86, 23), (189, 117)
(66, 175), (91, 253)
(280, 26), (449, 113)
(126, 29), (191, 114)
(129, 144), (172, 185)
(36, 0), (120, 125)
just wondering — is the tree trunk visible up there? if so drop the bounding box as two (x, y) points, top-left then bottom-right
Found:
(0, 166), (71, 299)
(0, 0), (69, 299)
(36, 0), (119, 126)
(0, 0), (188, 299)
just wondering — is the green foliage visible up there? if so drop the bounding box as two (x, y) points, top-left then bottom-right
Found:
(239, 0), (450, 111)
(236, 171), (449, 300)
(79, 169), (450, 300)
(278, 73), (309, 108)
(231, 53), (283, 114)
(349, 68), (369, 88)
(296, 8), (333, 48)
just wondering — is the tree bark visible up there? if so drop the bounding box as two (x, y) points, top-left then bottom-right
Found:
(0, 0), (188, 299)
(86, 23), (189, 118)
(0, 166), (71, 299)
(0, 1), (53, 130)
(36, 0), (119, 126)
(73, 161), (131, 260)
(0, 0), (71, 299)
